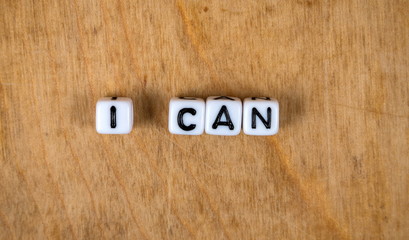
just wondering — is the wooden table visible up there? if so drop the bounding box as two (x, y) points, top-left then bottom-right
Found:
(1, 0), (408, 239)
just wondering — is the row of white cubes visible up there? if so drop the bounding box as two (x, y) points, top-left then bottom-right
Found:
(96, 96), (279, 136)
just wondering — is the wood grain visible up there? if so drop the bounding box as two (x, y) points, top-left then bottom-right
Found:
(1, 0), (408, 239)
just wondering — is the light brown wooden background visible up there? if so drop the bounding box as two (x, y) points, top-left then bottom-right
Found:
(1, 0), (408, 239)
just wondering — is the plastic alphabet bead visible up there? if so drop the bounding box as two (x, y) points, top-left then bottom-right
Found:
(96, 97), (133, 134)
(205, 96), (242, 136)
(95, 96), (279, 136)
(243, 97), (279, 136)
(168, 97), (205, 135)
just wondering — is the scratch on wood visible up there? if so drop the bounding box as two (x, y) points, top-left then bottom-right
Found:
(268, 137), (351, 240)
(63, 132), (106, 239)
(72, 0), (96, 100)
(30, 88), (78, 240)
(0, 202), (17, 240)
(117, 0), (143, 83)
(99, 138), (152, 240)
(333, 103), (409, 119)
(175, 0), (210, 66)
(130, 131), (232, 239)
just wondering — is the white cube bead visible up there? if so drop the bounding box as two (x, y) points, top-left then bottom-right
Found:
(168, 97), (205, 135)
(243, 97), (279, 136)
(205, 96), (242, 136)
(96, 97), (133, 134)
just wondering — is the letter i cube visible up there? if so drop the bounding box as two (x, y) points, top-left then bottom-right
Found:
(96, 97), (133, 134)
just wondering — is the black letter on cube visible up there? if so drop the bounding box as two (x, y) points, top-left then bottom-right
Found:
(110, 106), (117, 128)
(252, 107), (271, 129)
(212, 105), (234, 130)
(177, 108), (197, 131)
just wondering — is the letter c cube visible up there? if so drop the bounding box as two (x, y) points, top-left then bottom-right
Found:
(168, 97), (205, 135)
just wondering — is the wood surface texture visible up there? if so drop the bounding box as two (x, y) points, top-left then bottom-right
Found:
(1, 0), (408, 239)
